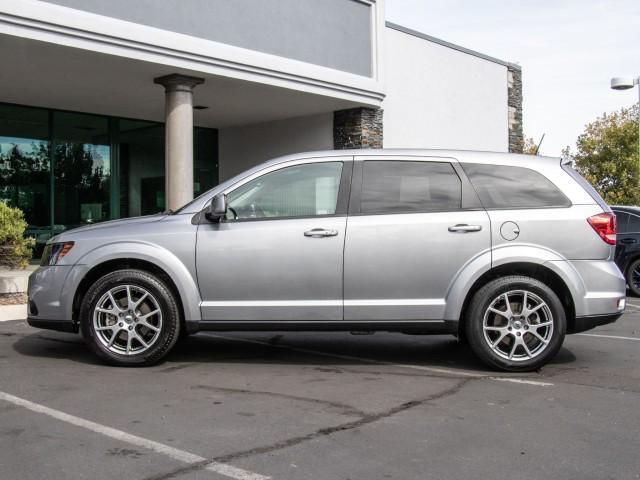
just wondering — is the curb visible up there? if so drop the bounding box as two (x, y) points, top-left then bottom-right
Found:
(0, 304), (27, 322)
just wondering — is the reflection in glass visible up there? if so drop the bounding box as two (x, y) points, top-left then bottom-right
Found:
(119, 119), (165, 217)
(53, 112), (110, 231)
(0, 105), (51, 255)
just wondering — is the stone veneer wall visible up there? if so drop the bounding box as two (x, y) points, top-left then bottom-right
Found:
(507, 65), (523, 153)
(333, 107), (383, 149)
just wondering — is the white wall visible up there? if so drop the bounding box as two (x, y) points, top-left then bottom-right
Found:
(382, 27), (509, 152)
(218, 113), (333, 181)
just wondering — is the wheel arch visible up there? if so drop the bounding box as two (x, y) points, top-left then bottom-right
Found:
(69, 244), (202, 328)
(456, 262), (576, 339)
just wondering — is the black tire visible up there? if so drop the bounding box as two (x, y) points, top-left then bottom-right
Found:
(80, 269), (181, 366)
(626, 259), (640, 297)
(465, 275), (566, 372)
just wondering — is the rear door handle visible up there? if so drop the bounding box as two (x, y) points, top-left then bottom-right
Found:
(619, 238), (637, 244)
(304, 228), (338, 238)
(448, 224), (482, 233)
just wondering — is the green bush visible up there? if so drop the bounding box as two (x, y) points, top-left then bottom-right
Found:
(0, 202), (35, 269)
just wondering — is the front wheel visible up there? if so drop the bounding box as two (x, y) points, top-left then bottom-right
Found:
(80, 269), (181, 366)
(626, 259), (640, 297)
(465, 276), (566, 372)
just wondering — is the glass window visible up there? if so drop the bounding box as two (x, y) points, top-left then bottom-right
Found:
(226, 162), (343, 220)
(360, 161), (461, 214)
(194, 128), (218, 198)
(615, 212), (630, 233)
(628, 213), (640, 233)
(53, 112), (111, 231)
(0, 105), (51, 257)
(119, 119), (165, 217)
(462, 163), (570, 209)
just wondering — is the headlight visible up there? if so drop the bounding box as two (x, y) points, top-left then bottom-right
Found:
(40, 242), (75, 266)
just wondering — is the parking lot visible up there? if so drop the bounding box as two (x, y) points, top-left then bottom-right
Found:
(1, 300), (638, 480)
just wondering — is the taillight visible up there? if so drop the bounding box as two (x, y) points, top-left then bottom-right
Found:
(587, 213), (616, 245)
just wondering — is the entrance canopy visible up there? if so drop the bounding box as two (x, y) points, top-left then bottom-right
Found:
(0, 33), (369, 129)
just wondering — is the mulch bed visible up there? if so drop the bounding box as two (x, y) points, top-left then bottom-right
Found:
(0, 293), (27, 305)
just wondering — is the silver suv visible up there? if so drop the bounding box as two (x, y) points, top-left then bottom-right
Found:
(27, 150), (626, 371)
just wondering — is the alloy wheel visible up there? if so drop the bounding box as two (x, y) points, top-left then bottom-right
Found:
(92, 285), (163, 355)
(482, 290), (554, 362)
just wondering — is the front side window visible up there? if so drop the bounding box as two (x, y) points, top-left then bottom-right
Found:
(226, 162), (343, 220)
(359, 161), (462, 214)
(628, 213), (640, 233)
(462, 163), (570, 209)
(615, 212), (630, 233)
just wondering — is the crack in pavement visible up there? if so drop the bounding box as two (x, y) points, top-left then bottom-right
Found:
(143, 378), (472, 480)
(191, 384), (368, 418)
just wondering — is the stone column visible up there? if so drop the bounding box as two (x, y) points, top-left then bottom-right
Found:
(507, 65), (523, 153)
(154, 74), (204, 211)
(334, 107), (383, 149)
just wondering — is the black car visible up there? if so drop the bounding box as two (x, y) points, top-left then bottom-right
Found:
(612, 206), (640, 296)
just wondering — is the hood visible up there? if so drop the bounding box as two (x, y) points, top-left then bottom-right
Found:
(50, 214), (167, 242)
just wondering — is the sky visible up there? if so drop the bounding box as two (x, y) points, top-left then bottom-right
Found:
(385, 0), (640, 156)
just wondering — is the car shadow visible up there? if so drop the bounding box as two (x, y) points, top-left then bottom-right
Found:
(11, 329), (577, 374)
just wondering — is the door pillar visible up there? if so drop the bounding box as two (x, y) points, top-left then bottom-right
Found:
(154, 73), (204, 211)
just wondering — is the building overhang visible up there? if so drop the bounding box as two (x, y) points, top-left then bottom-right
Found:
(0, 0), (385, 127)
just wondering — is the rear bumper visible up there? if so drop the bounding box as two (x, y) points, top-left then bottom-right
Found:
(568, 312), (623, 334)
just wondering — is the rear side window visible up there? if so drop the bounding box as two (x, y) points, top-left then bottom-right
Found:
(462, 163), (570, 209)
(360, 161), (461, 214)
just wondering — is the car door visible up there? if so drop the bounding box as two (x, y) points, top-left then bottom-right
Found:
(343, 156), (490, 321)
(196, 158), (352, 322)
(615, 210), (640, 273)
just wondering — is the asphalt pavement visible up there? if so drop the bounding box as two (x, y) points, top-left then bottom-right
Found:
(0, 300), (638, 480)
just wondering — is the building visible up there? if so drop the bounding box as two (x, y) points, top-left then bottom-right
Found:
(0, 0), (522, 250)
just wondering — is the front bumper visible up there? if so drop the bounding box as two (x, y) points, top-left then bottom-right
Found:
(27, 317), (78, 333)
(27, 265), (78, 331)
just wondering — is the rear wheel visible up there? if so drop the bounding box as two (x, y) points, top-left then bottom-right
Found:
(80, 269), (180, 366)
(465, 276), (566, 372)
(626, 259), (640, 297)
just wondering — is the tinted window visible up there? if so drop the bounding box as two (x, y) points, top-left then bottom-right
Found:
(628, 213), (640, 233)
(462, 163), (570, 209)
(226, 162), (342, 220)
(360, 161), (461, 214)
(615, 212), (630, 233)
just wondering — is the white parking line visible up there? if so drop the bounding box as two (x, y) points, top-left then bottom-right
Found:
(0, 391), (269, 480)
(208, 334), (553, 387)
(577, 333), (640, 342)
(626, 302), (640, 309)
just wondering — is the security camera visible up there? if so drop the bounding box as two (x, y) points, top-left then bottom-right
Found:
(611, 77), (637, 90)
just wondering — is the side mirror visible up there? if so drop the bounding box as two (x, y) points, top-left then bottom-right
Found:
(205, 193), (227, 222)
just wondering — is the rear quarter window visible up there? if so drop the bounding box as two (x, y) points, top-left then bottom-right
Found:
(461, 163), (571, 209)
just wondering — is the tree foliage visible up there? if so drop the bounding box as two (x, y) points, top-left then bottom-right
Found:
(571, 103), (639, 205)
(523, 136), (540, 155)
(0, 202), (35, 269)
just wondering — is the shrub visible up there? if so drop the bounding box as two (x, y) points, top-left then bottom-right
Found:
(0, 202), (35, 269)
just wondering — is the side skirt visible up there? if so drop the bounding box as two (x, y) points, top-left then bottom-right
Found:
(187, 320), (458, 334)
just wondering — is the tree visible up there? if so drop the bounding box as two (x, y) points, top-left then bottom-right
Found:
(523, 136), (540, 155)
(570, 103), (639, 205)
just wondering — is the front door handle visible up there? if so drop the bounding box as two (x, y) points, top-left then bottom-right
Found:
(448, 224), (482, 233)
(304, 228), (339, 238)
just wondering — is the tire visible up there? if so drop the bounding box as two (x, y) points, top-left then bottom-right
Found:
(626, 259), (640, 297)
(465, 275), (566, 372)
(80, 269), (181, 366)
